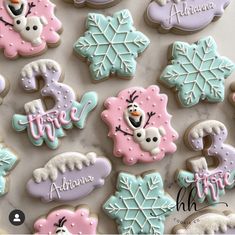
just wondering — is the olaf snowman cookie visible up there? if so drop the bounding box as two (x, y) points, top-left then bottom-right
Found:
(34, 205), (98, 234)
(0, 0), (62, 59)
(101, 85), (178, 165)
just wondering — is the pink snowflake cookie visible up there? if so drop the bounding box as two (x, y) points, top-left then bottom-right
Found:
(101, 85), (178, 165)
(34, 206), (98, 234)
(0, 0), (62, 59)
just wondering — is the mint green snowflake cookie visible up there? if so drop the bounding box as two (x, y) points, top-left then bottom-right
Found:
(103, 172), (175, 235)
(160, 36), (235, 108)
(0, 140), (18, 196)
(74, 9), (150, 82)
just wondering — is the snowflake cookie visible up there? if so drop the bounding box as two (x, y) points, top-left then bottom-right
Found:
(65, 0), (121, 8)
(74, 9), (150, 82)
(160, 36), (235, 108)
(146, 0), (231, 33)
(0, 139), (18, 197)
(34, 206), (98, 234)
(103, 172), (176, 235)
(12, 59), (98, 149)
(27, 152), (112, 202)
(101, 85), (178, 165)
(0, 0), (62, 59)
(177, 120), (235, 204)
(172, 210), (235, 234)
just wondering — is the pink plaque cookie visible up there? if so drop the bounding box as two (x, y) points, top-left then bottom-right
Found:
(101, 85), (178, 165)
(34, 206), (98, 234)
(0, 0), (62, 59)
(146, 0), (231, 33)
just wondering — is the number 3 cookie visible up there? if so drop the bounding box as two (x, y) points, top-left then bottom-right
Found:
(146, 0), (231, 33)
(64, 0), (121, 8)
(0, 0), (62, 59)
(177, 120), (235, 204)
(12, 59), (98, 149)
(101, 85), (178, 165)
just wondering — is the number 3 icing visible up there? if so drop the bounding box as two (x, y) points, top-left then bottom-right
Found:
(0, 0), (62, 59)
(177, 120), (235, 204)
(12, 59), (98, 149)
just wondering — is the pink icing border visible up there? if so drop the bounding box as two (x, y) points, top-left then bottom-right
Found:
(34, 206), (98, 234)
(0, 0), (62, 58)
(101, 85), (178, 165)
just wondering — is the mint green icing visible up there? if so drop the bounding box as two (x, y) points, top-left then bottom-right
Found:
(0, 143), (17, 196)
(103, 172), (175, 235)
(12, 92), (98, 149)
(74, 9), (150, 82)
(160, 36), (235, 108)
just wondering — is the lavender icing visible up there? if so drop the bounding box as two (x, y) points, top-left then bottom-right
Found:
(146, 0), (231, 32)
(26, 152), (112, 202)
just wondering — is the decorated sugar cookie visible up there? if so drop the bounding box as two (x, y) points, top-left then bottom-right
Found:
(103, 171), (176, 235)
(74, 9), (150, 82)
(34, 206), (98, 234)
(65, 0), (121, 8)
(0, 75), (9, 104)
(0, 0), (62, 59)
(27, 152), (111, 202)
(160, 36), (235, 108)
(177, 120), (235, 204)
(0, 139), (18, 197)
(172, 209), (235, 234)
(12, 59), (98, 149)
(146, 0), (231, 33)
(101, 85), (178, 165)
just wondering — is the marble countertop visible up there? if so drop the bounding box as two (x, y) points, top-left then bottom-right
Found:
(0, 0), (235, 234)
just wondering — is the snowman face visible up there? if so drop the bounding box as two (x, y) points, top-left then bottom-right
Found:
(124, 103), (145, 130)
(5, 0), (27, 18)
(55, 226), (72, 235)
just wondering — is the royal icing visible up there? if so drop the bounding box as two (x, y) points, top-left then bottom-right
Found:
(172, 210), (235, 234)
(69, 0), (121, 8)
(101, 85), (178, 165)
(74, 9), (150, 82)
(34, 206), (98, 234)
(177, 120), (235, 204)
(0, 140), (18, 196)
(0, 75), (8, 104)
(27, 152), (111, 202)
(229, 82), (235, 107)
(160, 36), (235, 107)
(0, 0), (62, 58)
(12, 59), (98, 149)
(103, 172), (176, 235)
(146, 0), (231, 33)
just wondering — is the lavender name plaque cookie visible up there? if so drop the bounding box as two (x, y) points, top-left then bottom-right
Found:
(146, 0), (231, 33)
(27, 152), (112, 202)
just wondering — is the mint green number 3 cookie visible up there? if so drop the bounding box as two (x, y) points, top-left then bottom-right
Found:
(160, 36), (235, 108)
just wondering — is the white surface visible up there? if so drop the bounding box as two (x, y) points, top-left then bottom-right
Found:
(0, 0), (235, 234)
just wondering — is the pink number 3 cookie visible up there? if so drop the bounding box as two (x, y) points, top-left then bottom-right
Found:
(0, 0), (62, 59)
(101, 85), (178, 165)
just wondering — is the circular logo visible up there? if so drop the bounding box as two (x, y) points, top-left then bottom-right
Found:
(9, 209), (25, 226)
